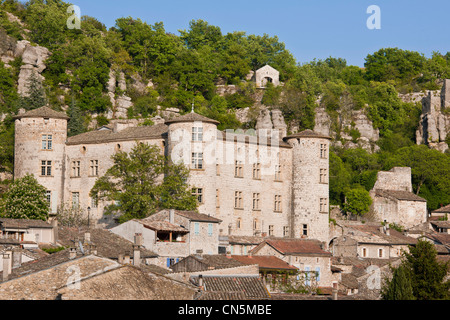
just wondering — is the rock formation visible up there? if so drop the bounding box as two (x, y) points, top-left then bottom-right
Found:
(416, 81), (450, 153)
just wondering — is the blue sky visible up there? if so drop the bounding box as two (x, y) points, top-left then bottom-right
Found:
(70, 0), (450, 67)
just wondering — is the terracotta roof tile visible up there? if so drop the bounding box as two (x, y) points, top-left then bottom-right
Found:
(258, 239), (331, 256)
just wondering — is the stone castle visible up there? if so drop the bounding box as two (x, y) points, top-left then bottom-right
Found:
(13, 104), (332, 245)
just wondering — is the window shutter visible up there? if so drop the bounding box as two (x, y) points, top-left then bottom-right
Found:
(316, 267), (321, 282)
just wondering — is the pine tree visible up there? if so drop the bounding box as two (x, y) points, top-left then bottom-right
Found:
(67, 97), (85, 137)
(17, 70), (47, 111)
(381, 265), (415, 300)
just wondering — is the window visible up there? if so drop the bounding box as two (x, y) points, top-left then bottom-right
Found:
(253, 163), (261, 180)
(320, 198), (328, 213)
(252, 193), (260, 210)
(192, 188), (203, 204)
(216, 164), (220, 176)
(283, 226), (290, 237)
(320, 169), (328, 184)
(315, 267), (321, 282)
(274, 195), (282, 212)
(269, 225), (274, 236)
(236, 219), (242, 229)
(216, 189), (220, 208)
(208, 223), (213, 237)
(72, 192), (80, 209)
(72, 161), (81, 177)
(90, 160), (99, 177)
(275, 164), (282, 181)
(192, 153), (203, 170)
(234, 191), (243, 209)
(194, 222), (200, 235)
(362, 247), (367, 258)
(253, 219), (259, 231)
(41, 161), (52, 176)
(46, 191), (51, 205)
(42, 135), (53, 150)
(235, 161), (243, 178)
(91, 196), (98, 209)
(192, 127), (203, 142)
(302, 224), (308, 237)
(320, 144), (328, 159)
(378, 248), (384, 258)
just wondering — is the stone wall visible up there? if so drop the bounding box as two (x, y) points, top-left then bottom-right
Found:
(372, 167), (413, 192)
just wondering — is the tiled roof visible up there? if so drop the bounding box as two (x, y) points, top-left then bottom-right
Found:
(424, 233), (450, 246)
(284, 129), (332, 140)
(433, 204), (450, 214)
(190, 275), (270, 300)
(227, 235), (265, 245)
(66, 123), (168, 145)
(0, 218), (53, 229)
(350, 225), (418, 245)
(256, 239), (331, 256)
(0, 249), (81, 282)
(430, 221), (450, 229)
(191, 254), (245, 269)
(230, 255), (298, 271)
(165, 112), (220, 125)
(141, 220), (189, 233)
(13, 106), (69, 120)
(374, 189), (427, 202)
(196, 291), (246, 300)
(174, 210), (222, 223)
(57, 226), (158, 259)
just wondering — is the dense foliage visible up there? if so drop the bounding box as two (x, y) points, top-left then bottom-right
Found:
(0, 173), (49, 220)
(381, 239), (450, 300)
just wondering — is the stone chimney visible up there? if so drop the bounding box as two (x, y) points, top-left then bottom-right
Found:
(51, 219), (58, 245)
(169, 209), (175, 224)
(133, 245), (141, 267)
(198, 275), (204, 291)
(69, 247), (77, 260)
(332, 282), (339, 301)
(84, 232), (91, 244)
(2, 252), (12, 282)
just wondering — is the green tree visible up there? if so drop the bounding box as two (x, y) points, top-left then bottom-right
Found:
(17, 71), (47, 110)
(1, 174), (49, 221)
(67, 97), (85, 137)
(90, 142), (196, 223)
(343, 187), (372, 217)
(382, 239), (450, 300)
(381, 264), (415, 300)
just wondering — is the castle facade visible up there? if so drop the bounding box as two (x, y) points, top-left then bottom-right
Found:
(13, 106), (331, 244)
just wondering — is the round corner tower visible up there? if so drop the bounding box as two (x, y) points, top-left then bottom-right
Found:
(285, 130), (331, 244)
(14, 106), (69, 214)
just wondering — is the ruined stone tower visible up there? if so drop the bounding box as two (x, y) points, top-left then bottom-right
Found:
(13, 107), (69, 214)
(285, 130), (331, 245)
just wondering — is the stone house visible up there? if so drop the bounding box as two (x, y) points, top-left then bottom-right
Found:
(13, 104), (331, 246)
(254, 65), (280, 88)
(431, 204), (450, 220)
(110, 209), (222, 268)
(0, 218), (56, 247)
(330, 223), (417, 260)
(250, 238), (334, 289)
(369, 167), (428, 229)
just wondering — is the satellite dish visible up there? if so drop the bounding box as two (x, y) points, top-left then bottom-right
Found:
(78, 240), (85, 254)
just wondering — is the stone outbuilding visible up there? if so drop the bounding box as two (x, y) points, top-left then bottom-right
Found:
(254, 65), (280, 88)
(369, 167), (428, 229)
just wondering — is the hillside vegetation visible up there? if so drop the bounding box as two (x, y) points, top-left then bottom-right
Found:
(0, 0), (449, 214)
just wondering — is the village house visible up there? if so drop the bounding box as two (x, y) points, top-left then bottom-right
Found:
(250, 238), (334, 289)
(330, 222), (418, 260)
(110, 209), (222, 268)
(0, 218), (56, 247)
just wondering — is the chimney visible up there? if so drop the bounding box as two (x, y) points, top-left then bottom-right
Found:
(2, 252), (11, 282)
(69, 247), (77, 260)
(169, 209), (175, 224)
(133, 245), (141, 267)
(226, 251), (231, 258)
(198, 275), (204, 291)
(332, 282), (339, 301)
(134, 233), (143, 247)
(84, 232), (91, 244)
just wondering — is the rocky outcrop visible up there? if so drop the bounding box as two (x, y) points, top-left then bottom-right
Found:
(314, 107), (380, 153)
(416, 81), (450, 153)
(255, 106), (287, 140)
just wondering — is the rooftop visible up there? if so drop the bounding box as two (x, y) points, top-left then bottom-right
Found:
(0, 218), (53, 229)
(433, 204), (450, 214)
(164, 112), (220, 125)
(230, 255), (298, 272)
(374, 189), (427, 202)
(13, 106), (69, 120)
(253, 239), (332, 256)
(284, 129), (332, 141)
